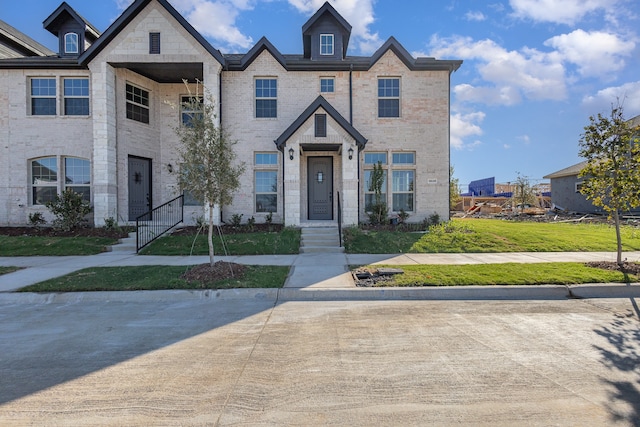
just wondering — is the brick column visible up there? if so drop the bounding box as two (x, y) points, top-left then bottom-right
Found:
(284, 142), (301, 226)
(341, 141), (359, 226)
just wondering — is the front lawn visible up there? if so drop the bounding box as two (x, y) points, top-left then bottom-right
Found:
(0, 235), (122, 256)
(344, 219), (640, 254)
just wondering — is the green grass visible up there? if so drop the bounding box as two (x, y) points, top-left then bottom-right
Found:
(0, 235), (121, 256)
(360, 262), (638, 287)
(140, 227), (301, 255)
(0, 266), (21, 275)
(344, 219), (640, 254)
(17, 265), (290, 292)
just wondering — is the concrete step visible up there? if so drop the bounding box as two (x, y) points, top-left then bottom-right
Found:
(300, 227), (343, 253)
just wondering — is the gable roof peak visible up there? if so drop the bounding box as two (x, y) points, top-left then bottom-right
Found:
(302, 2), (352, 34)
(44, 2), (100, 39)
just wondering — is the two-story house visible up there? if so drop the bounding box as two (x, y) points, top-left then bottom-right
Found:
(0, 0), (461, 228)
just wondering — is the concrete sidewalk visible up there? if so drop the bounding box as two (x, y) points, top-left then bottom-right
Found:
(1, 244), (640, 298)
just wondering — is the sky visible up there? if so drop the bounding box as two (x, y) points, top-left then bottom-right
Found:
(3, 0), (639, 191)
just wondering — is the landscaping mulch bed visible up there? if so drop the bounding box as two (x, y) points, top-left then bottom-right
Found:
(181, 262), (247, 285)
(585, 261), (640, 275)
(171, 223), (283, 236)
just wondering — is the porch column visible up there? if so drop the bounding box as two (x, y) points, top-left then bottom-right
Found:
(90, 62), (117, 226)
(204, 61), (222, 225)
(284, 142), (301, 226)
(341, 142), (359, 226)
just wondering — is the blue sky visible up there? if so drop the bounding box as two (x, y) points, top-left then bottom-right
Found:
(4, 0), (639, 190)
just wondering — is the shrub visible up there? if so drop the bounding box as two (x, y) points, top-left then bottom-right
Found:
(103, 217), (120, 231)
(398, 209), (410, 224)
(28, 212), (47, 229)
(230, 213), (243, 227)
(45, 189), (92, 231)
(265, 211), (273, 225)
(247, 215), (256, 231)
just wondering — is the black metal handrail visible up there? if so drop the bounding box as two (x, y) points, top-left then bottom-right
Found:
(337, 191), (342, 247)
(136, 194), (184, 252)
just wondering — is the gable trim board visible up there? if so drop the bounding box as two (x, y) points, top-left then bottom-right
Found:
(0, 0), (461, 227)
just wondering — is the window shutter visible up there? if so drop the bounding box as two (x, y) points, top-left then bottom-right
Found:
(315, 114), (327, 137)
(149, 32), (160, 54)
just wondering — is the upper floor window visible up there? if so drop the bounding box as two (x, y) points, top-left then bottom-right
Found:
(320, 34), (334, 55)
(63, 78), (89, 116)
(180, 95), (203, 126)
(320, 77), (335, 93)
(149, 32), (160, 54)
(378, 78), (400, 118)
(30, 78), (56, 116)
(126, 83), (150, 124)
(255, 78), (277, 118)
(64, 33), (78, 54)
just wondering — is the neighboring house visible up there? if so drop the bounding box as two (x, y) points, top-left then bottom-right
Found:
(544, 114), (640, 214)
(0, 20), (55, 58)
(0, 0), (462, 227)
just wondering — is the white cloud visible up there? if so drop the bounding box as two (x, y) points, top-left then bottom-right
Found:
(465, 11), (486, 22)
(509, 0), (618, 25)
(582, 81), (640, 116)
(545, 29), (635, 78)
(287, 0), (382, 54)
(451, 110), (486, 150)
(115, 0), (134, 10)
(429, 35), (566, 105)
(183, 1), (254, 49)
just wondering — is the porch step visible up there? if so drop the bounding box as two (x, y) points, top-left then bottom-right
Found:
(108, 231), (137, 253)
(300, 227), (344, 253)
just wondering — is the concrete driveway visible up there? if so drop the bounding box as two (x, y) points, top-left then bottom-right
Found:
(1, 293), (639, 426)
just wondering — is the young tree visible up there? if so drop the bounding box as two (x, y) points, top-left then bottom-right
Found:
(449, 166), (461, 211)
(511, 172), (536, 213)
(174, 81), (245, 267)
(578, 104), (640, 266)
(367, 161), (388, 224)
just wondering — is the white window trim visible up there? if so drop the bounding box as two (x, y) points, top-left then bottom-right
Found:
(64, 32), (78, 54)
(126, 82), (150, 124)
(378, 77), (401, 118)
(29, 77), (57, 116)
(320, 34), (334, 55)
(63, 77), (90, 116)
(30, 156), (91, 205)
(255, 78), (277, 119)
(320, 77), (335, 93)
(254, 152), (279, 213)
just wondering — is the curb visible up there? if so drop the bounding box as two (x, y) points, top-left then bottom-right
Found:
(2, 283), (639, 304)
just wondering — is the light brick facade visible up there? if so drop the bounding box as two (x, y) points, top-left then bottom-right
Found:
(0, 0), (461, 228)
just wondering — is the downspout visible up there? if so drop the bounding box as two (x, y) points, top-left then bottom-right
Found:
(278, 143), (285, 225)
(350, 63), (361, 222)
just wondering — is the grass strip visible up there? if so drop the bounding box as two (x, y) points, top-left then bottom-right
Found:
(358, 262), (638, 287)
(140, 228), (301, 255)
(17, 265), (289, 292)
(0, 267), (21, 276)
(0, 235), (120, 256)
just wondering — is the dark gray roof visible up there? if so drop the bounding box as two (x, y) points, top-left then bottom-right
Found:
(0, 19), (54, 57)
(543, 161), (588, 179)
(275, 96), (368, 150)
(44, 1), (100, 40)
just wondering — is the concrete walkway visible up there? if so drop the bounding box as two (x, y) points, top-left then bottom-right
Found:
(1, 241), (640, 298)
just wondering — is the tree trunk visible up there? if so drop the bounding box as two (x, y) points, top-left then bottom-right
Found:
(613, 209), (623, 267)
(208, 202), (215, 267)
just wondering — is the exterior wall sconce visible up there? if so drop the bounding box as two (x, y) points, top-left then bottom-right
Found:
(316, 171), (324, 183)
(289, 147), (294, 160)
(167, 163), (173, 173)
(348, 147), (354, 160)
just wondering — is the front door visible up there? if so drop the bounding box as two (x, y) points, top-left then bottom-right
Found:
(128, 156), (152, 221)
(308, 156), (333, 220)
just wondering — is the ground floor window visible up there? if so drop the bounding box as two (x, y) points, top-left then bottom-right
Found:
(364, 169), (387, 211)
(30, 156), (91, 205)
(255, 152), (278, 213)
(392, 170), (414, 211)
(363, 151), (415, 212)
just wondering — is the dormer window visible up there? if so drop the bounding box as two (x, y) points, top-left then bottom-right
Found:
(64, 33), (78, 54)
(320, 34), (334, 55)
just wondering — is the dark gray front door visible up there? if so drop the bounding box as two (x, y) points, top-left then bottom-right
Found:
(308, 156), (333, 220)
(128, 156), (152, 221)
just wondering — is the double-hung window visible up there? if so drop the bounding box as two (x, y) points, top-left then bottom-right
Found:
(255, 153), (278, 213)
(364, 153), (387, 212)
(391, 152), (415, 211)
(64, 157), (91, 201)
(320, 34), (334, 55)
(126, 83), (150, 124)
(378, 78), (400, 118)
(30, 78), (57, 116)
(63, 78), (89, 115)
(255, 78), (277, 118)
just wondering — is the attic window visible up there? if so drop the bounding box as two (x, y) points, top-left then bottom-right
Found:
(64, 33), (78, 54)
(149, 32), (161, 54)
(320, 34), (334, 55)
